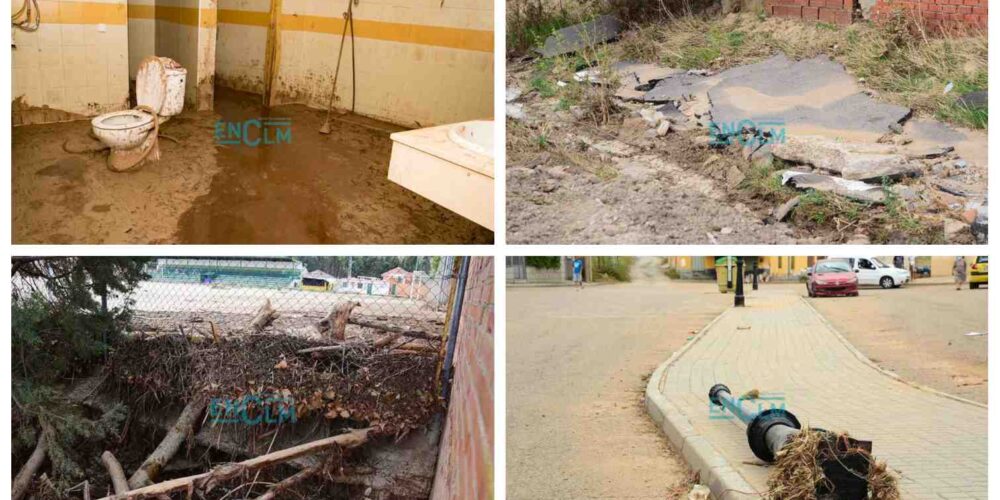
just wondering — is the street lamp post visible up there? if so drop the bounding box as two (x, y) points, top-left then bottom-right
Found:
(735, 257), (745, 307)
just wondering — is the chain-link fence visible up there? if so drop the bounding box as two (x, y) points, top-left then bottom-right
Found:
(118, 257), (458, 338)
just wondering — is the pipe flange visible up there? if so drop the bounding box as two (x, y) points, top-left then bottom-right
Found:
(746, 408), (801, 462)
(708, 383), (730, 406)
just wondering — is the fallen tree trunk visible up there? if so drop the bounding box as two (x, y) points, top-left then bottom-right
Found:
(12, 426), (49, 500)
(100, 428), (372, 500)
(248, 299), (279, 333)
(297, 333), (401, 356)
(350, 318), (441, 340)
(127, 398), (208, 489)
(316, 301), (361, 340)
(101, 451), (129, 495)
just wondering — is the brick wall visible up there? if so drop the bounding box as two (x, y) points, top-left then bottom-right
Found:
(872, 0), (987, 29)
(431, 257), (494, 500)
(764, 0), (854, 25)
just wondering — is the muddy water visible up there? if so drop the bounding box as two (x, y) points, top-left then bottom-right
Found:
(175, 88), (492, 244)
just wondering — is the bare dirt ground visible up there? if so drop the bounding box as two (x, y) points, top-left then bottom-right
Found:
(507, 124), (799, 244)
(506, 266), (732, 498)
(807, 283), (988, 403)
(13, 87), (492, 244)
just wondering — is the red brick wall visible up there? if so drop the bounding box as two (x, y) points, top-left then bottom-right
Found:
(873, 0), (987, 30)
(431, 257), (494, 500)
(764, 0), (854, 25)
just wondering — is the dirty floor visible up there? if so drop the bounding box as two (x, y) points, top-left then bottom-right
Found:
(506, 263), (732, 499)
(12, 87), (493, 244)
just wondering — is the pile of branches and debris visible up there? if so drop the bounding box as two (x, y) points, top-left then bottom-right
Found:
(15, 300), (447, 500)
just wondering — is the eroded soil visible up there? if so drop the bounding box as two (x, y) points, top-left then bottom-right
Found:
(13, 87), (492, 244)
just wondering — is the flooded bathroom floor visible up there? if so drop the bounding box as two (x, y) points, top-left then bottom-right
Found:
(12, 87), (493, 244)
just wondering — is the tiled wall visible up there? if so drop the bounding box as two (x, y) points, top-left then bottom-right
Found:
(12, 0), (130, 125)
(140, 0), (216, 109)
(215, 0), (268, 93)
(127, 0), (155, 77)
(212, 0), (493, 126)
(431, 256), (494, 500)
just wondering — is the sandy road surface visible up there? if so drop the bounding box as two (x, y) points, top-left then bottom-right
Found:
(506, 276), (731, 499)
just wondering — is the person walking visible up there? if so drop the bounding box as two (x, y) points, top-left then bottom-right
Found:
(572, 257), (584, 290)
(953, 256), (967, 290)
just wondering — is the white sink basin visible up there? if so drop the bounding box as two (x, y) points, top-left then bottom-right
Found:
(448, 120), (494, 159)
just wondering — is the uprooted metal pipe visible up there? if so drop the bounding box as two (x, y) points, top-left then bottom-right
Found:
(709, 383), (874, 497)
(319, 0), (357, 134)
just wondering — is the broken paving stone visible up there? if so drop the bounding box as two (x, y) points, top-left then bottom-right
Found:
(612, 62), (682, 100)
(656, 120), (671, 136)
(772, 195), (801, 222)
(781, 170), (885, 204)
(506, 86), (522, 103)
(944, 218), (967, 238)
(957, 90), (987, 108)
(506, 103), (527, 121)
(771, 136), (921, 181)
(536, 15), (623, 58)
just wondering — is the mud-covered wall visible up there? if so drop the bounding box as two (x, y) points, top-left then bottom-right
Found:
(276, 0), (494, 127)
(211, 0), (493, 127)
(11, 0), (130, 125)
(215, 0), (268, 93)
(431, 256), (494, 499)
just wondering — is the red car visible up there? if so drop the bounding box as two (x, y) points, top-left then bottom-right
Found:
(807, 260), (859, 297)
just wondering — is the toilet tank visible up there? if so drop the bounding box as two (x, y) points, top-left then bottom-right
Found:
(161, 66), (187, 117)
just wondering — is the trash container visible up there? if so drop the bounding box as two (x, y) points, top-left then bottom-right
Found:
(715, 257), (742, 293)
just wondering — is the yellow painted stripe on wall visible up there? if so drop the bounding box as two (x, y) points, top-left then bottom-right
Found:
(217, 8), (270, 26)
(281, 14), (493, 52)
(33, 1), (127, 25)
(127, 4), (216, 28)
(213, 9), (492, 52)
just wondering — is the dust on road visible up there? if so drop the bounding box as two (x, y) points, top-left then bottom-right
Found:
(506, 274), (732, 499)
(807, 283), (988, 403)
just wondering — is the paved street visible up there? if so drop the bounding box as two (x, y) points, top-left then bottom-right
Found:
(808, 283), (988, 403)
(507, 279), (732, 499)
(655, 286), (987, 498)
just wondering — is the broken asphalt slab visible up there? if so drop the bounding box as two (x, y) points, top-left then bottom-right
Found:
(781, 171), (886, 204)
(771, 136), (923, 181)
(537, 15), (623, 58)
(644, 54), (911, 138)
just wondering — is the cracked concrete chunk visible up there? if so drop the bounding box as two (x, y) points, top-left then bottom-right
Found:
(537, 15), (623, 58)
(781, 171), (886, 204)
(772, 136), (922, 181)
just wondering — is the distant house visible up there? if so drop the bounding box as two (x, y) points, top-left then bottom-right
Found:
(381, 267), (432, 299)
(301, 270), (336, 292)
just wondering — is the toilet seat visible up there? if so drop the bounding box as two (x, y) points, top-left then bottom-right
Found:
(92, 110), (155, 131)
(91, 110), (156, 149)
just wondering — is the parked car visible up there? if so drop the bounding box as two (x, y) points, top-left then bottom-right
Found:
(807, 259), (859, 297)
(970, 256), (988, 289)
(846, 257), (910, 289)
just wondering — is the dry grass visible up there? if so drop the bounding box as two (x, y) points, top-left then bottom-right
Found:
(766, 428), (901, 499)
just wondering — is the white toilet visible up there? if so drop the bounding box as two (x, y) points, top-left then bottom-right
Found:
(91, 56), (186, 171)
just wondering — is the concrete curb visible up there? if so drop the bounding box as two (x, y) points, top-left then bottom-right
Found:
(800, 296), (987, 409)
(643, 308), (760, 500)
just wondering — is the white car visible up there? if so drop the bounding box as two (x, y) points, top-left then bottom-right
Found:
(845, 257), (911, 289)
